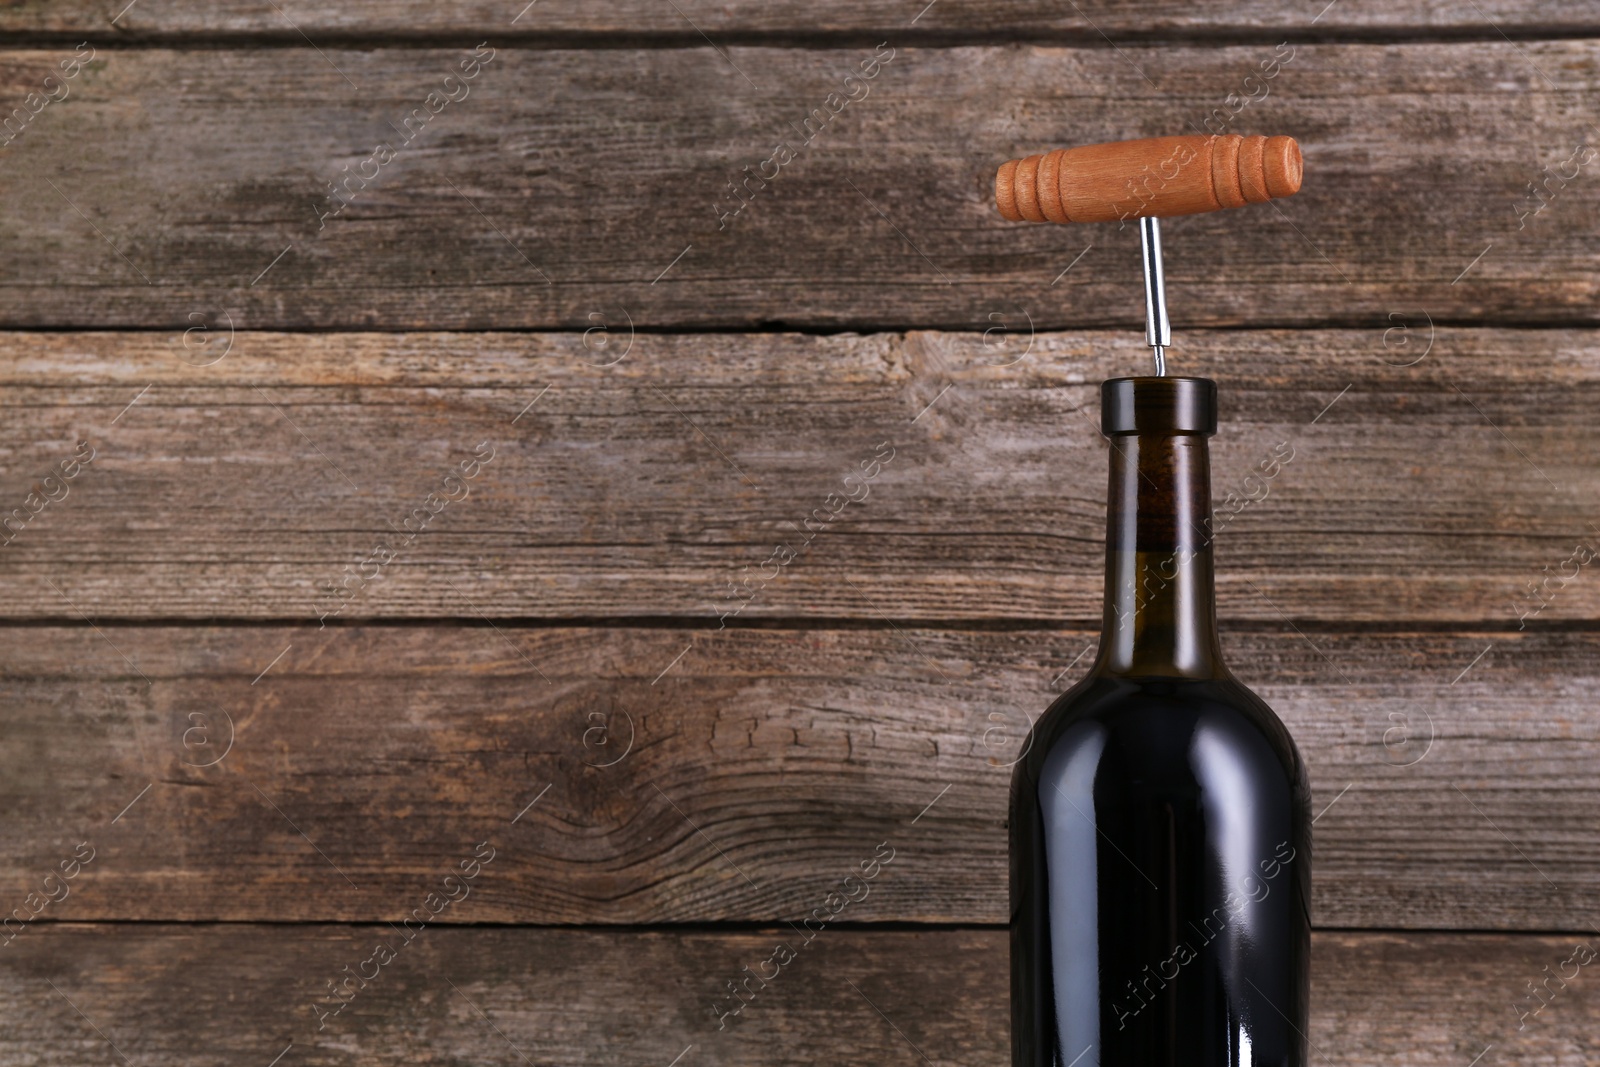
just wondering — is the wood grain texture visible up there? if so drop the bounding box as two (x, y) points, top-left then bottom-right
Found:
(1, 329), (1597, 623)
(0, 20), (1588, 1060)
(4, 1), (1598, 37)
(0, 925), (1592, 1065)
(4, 624), (1595, 929)
(0, 44), (1597, 328)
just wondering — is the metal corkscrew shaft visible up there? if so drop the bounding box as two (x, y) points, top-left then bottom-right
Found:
(1140, 216), (1170, 375)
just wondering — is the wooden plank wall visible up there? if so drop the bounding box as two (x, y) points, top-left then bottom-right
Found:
(0, 4), (1596, 1064)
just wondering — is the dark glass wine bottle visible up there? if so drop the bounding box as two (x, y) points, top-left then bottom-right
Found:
(1010, 376), (1311, 1067)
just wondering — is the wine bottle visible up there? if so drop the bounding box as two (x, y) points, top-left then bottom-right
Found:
(1009, 376), (1311, 1067)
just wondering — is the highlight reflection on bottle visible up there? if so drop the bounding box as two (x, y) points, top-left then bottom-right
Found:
(1010, 377), (1311, 1067)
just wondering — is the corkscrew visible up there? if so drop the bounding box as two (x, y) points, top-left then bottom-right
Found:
(995, 135), (1303, 375)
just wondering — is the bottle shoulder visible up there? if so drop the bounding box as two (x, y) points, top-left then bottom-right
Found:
(1038, 671), (1281, 732)
(1016, 672), (1307, 801)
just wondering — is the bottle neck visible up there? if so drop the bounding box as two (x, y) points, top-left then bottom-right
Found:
(1094, 431), (1224, 679)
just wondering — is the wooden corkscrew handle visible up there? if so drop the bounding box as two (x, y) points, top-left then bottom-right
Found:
(995, 134), (1302, 224)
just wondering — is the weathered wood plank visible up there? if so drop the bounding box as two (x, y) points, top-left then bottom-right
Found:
(0, 925), (1591, 1065)
(1, 329), (1596, 623)
(5, 1), (1598, 37)
(0, 44), (1597, 328)
(5, 624), (1595, 929)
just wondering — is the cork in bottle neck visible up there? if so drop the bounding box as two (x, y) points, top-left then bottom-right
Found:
(1094, 377), (1225, 680)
